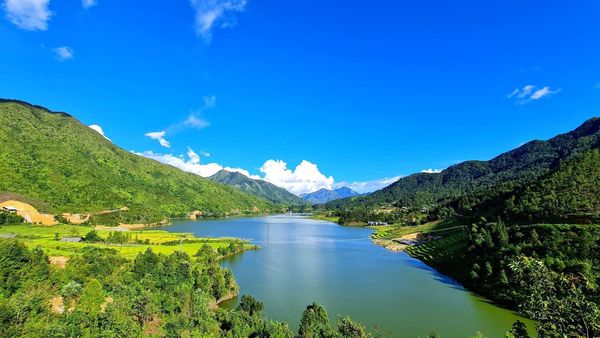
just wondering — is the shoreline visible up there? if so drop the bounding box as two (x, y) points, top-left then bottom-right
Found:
(371, 238), (409, 251)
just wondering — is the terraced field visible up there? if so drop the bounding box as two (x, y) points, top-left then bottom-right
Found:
(405, 232), (468, 264)
(370, 219), (459, 240)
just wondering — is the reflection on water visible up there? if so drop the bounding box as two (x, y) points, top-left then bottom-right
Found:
(157, 215), (534, 337)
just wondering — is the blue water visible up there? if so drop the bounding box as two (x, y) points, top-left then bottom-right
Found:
(158, 215), (533, 337)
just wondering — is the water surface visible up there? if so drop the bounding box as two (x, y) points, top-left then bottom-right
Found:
(159, 215), (533, 337)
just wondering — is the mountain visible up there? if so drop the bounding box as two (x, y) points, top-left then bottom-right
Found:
(209, 169), (306, 206)
(302, 187), (360, 204)
(0, 99), (274, 223)
(469, 148), (600, 224)
(325, 117), (600, 211)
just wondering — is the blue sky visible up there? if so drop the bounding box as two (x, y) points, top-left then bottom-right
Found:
(1, 0), (599, 194)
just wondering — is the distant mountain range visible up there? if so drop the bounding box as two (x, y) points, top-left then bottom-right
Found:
(209, 170), (306, 206)
(0, 99), (273, 223)
(301, 187), (360, 204)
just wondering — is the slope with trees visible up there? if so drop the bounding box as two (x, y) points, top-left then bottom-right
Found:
(325, 117), (600, 213)
(209, 169), (306, 207)
(0, 100), (274, 224)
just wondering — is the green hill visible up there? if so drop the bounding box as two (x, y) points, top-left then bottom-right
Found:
(468, 149), (600, 224)
(0, 99), (274, 223)
(209, 169), (306, 206)
(325, 117), (600, 211)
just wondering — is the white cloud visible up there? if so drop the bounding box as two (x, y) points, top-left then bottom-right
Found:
(3, 0), (51, 30)
(53, 46), (73, 61)
(202, 95), (216, 109)
(421, 168), (443, 174)
(82, 0), (96, 8)
(508, 84), (560, 104)
(184, 114), (210, 129)
(259, 160), (334, 195)
(88, 124), (110, 141)
(333, 176), (403, 194)
(145, 131), (170, 148)
(223, 167), (260, 180)
(189, 0), (247, 42)
(187, 147), (200, 164)
(134, 148), (258, 180)
(135, 150), (223, 177)
(530, 86), (560, 100)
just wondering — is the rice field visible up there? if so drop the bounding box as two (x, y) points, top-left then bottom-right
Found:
(0, 223), (253, 259)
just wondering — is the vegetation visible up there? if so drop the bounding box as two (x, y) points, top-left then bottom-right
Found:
(406, 221), (600, 337)
(323, 117), (600, 215)
(209, 169), (307, 207)
(0, 211), (23, 225)
(322, 117), (600, 337)
(0, 223), (252, 259)
(0, 237), (389, 337)
(302, 187), (359, 205)
(0, 100), (275, 224)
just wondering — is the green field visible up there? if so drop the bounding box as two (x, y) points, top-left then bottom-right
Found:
(0, 223), (254, 259)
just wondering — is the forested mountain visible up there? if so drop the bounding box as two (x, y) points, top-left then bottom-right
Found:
(209, 170), (306, 206)
(301, 187), (360, 204)
(325, 117), (600, 211)
(467, 149), (600, 224)
(0, 100), (273, 223)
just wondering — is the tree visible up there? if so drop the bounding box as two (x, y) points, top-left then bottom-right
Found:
(84, 230), (102, 242)
(336, 316), (368, 338)
(78, 278), (104, 315)
(509, 256), (600, 337)
(61, 281), (83, 300)
(298, 303), (332, 337)
(236, 294), (263, 317)
(505, 320), (530, 338)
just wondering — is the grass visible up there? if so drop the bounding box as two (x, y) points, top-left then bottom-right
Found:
(370, 219), (460, 239)
(309, 214), (340, 223)
(0, 223), (253, 259)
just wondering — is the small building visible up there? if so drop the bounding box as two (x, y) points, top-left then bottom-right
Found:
(367, 221), (389, 226)
(60, 237), (84, 243)
(2, 206), (18, 213)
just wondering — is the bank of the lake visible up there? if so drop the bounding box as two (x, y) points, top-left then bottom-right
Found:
(157, 215), (535, 337)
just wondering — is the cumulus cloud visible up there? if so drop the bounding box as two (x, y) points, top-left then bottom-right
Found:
(53, 46), (73, 61)
(145, 131), (170, 148)
(3, 0), (51, 30)
(189, 0), (247, 42)
(333, 176), (403, 194)
(135, 150), (222, 177)
(421, 168), (443, 174)
(134, 148), (257, 179)
(88, 124), (110, 141)
(259, 160), (334, 195)
(508, 84), (561, 104)
(82, 0), (96, 8)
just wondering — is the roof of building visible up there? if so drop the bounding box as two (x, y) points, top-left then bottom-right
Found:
(60, 237), (84, 242)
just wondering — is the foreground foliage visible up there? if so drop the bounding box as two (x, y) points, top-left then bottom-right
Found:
(0, 238), (383, 337)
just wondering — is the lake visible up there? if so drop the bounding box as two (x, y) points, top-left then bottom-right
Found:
(159, 215), (534, 337)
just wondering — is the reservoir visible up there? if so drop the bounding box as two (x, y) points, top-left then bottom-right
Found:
(160, 215), (533, 337)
